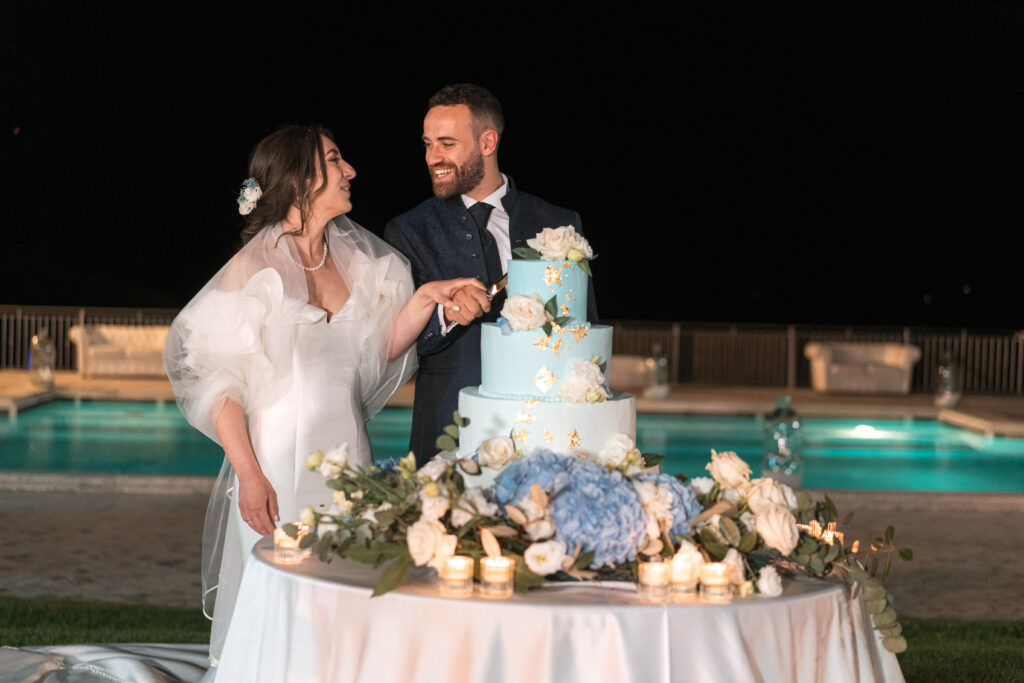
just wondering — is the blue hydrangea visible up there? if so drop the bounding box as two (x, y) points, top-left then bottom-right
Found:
(496, 317), (513, 336)
(633, 471), (703, 535)
(373, 458), (400, 473)
(551, 459), (647, 568)
(493, 449), (572, 506)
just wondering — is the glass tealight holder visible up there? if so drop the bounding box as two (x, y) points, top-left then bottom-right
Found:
(699, 562), (733, 603)
(671, 556), (701, 599)
(439, 555), (474, 598)
(273, 524), (312, 564)
(637, 560), (671, 602)
(480, 556), (515, 599)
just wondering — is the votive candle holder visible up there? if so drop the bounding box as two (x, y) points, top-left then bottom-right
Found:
(638, 560), (671, 602)
(439, 555), (474, 598)
(480, 556), (515, 598)
(273, 524), (312, 564)
(671, 556), (701, 598)
(699, 562), (733, 602)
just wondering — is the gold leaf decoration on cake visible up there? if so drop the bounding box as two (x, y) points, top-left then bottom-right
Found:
(569, 324), (588, 342)
(533, 366), (558, 393)
(543, 429), (555, 443)
(533, 336), (550, 351)
(551, 322), (565, 334)
(552, 338), (564, 355)
(512, 429), (530, 442)
(559, 304), (570, 317)
(562, 262), (573, 269)
(566, 294), (574, 301)
(514, 412), (536, 425)
(523, 399), (540, 407)
(567, 429), (582, 449)
(544, 266), (563, 286)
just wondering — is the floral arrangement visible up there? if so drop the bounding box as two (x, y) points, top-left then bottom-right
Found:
(289, 442), (911, 654)
(237, 178), (262, 215)
(498, 292), (572, 337)
(515, 225), (596, 276)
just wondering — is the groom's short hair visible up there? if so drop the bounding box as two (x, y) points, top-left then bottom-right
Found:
(428, 83), (505, 140)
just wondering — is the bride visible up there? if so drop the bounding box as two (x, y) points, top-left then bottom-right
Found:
(162, 124), (483, 663)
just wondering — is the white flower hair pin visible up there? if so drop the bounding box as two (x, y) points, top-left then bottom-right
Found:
(237, 178), (262, 215)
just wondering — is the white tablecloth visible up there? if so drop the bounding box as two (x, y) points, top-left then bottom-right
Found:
(216, 538), (904, 683)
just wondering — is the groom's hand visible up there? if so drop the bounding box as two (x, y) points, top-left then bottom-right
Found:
(444, 284), (491, 326)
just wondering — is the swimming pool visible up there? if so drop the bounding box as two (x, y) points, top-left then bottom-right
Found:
(3, 400), (1024, 492)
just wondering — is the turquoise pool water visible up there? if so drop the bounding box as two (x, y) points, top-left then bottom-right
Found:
(3, 401), (1024, 492)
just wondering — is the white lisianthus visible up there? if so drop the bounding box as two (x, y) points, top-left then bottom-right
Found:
(298, 506), (317, 527)
(757, 565), (783, 597)
(451, 487), (498, 528)
(407, 519), (445, 567)
(318, 443), (349, 479)
(304, 450), (324, 470)
(525, 517), (556, 541)
(418, 487), (450, 521)
(524, 539), (567, 576)
(427, 533), (459, 573)
(500, 293), (548, 331)
(417, 459), (449, 482)
(723, 548), (745, 584)
(746, 477), (798, 514)
(705, 449), (752, 490)
(689, 476), (715, 496)
(527, 226), (578, 260)
(633, 480), (674, 540)
(359, 501), (393, 524)
(755, 503), (799, 556)
(478, 437), (516, 471)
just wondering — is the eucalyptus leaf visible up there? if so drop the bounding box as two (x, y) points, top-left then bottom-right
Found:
(299, 532), (315, 550)
(847, 567), (870, 582)
(513, 246), (542, 260)
(282, 523), (299, 539)
(866, 598), (888, 614)
(444, 424), (460, 439)
(737, 530), (758, 554)
(899, 548), (914, 561)
(841, 512), (855, 525)
(824, 542), (841, 564)
(808, 556), (825, 575)
(435, 434), (457, 452)
(343, 544), (383, 565)
(372, 556), (412, 597)
(453, 410), (469, 427)
(885, 525), (895, 545)
(374, 509), (397, 529)
(642, 453), (664, 468)
(824, 494), (838, 520)
(798, 537), (820, 555)
(874, 607), (898, 628)
(795, 554), (811, 567)
(698, 530), (727, 560)
(863, 585), (887, 601)
(862, 577), (883, 590)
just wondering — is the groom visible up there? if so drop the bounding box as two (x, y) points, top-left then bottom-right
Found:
(385, 83), (598, 465)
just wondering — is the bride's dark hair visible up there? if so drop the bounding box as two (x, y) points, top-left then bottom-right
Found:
(240, 124), (336, 245)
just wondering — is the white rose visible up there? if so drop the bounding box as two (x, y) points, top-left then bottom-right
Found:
(478, 437), (516, 471)
(427, 533), (459, 573)
(755, 504), (799, 556)
(573, 359), (606, 386)
(451, 487), (498, 528)
(757, 565), (783, 597)
(567, 229), (593, 259)
(527, 226), (576, 260)
(407, 519), (445, 566)
(723, 548), (745, 584)
(500, 293), (548, 331)
(746, 477), (798, 514)
(418, 488), (450, 521)
(417, 459), (449, 481)
(298, 506), (317, 527)
(705, 450), (752, 490)
(689, 476), (715, 496)
(524, 539), (567, 576)
(598, 434), (635, 468)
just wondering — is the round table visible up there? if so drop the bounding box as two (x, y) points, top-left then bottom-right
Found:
(215, 537), (904, 682)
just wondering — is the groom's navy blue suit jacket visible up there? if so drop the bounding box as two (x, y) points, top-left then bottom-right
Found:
(384, 177), (598, 464)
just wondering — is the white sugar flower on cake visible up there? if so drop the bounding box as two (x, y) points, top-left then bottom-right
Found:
(596, 433), (643, 474)
(515, 225), (596, 276)
(500, 293), (548, 331)
(557, 358), (609, 403)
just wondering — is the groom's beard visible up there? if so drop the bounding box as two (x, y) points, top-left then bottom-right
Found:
(430, 148), (485, 199)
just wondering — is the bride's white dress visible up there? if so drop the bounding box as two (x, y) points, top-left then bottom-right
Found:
(163, 217), (416, 662)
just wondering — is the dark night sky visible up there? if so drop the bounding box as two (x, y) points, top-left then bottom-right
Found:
(2, 6), (1023, 328)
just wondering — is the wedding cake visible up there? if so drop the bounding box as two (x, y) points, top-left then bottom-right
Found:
(454, 227), (637, 485)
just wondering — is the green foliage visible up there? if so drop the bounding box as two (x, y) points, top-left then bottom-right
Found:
(642, 452), (664, 468)
(513, 246), (541, 260)
(372, 556), (413, 597)
(577, 259), (593, 277)
(282, 522), (299, 539)
(435, 434), (457, 452)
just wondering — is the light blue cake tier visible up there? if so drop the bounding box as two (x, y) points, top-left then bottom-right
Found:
(457, 387), (636, 464)
(507, 259), (589, 322)
(480, 323), (613, 400)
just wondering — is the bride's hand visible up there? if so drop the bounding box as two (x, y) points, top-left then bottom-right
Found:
(237, 472), (279, 535)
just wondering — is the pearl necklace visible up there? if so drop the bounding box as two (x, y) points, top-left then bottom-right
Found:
(287, 236), (329, 272)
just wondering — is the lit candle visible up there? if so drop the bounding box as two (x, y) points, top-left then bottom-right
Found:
(671, 555), (701, 595)
(439, 555), (474, 597)
(273, 524), (312, 564)
(480, 556), (515, 598)
(638, 560), (670, 602)
(699, 562), (732, 602)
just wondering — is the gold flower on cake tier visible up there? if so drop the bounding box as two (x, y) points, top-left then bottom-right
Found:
(543, 266), (563, 286)
(533, 366), (558, 393)
(543, 429), (555, 443)
(567, 429), (582, 449)
(569, 325), (588, 342)
(514, 412), (536, 425)
(512, 429), (530, 442)
(533, 337), (550, 351)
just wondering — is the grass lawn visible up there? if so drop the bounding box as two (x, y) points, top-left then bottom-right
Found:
(2, 598), (1022, 681)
